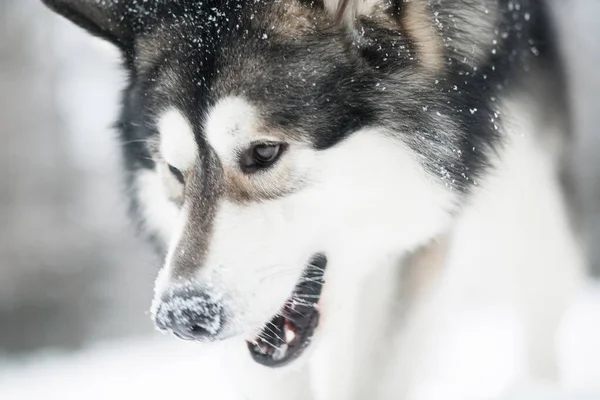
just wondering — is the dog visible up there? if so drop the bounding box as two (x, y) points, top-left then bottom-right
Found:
(41, 0), (586, 398)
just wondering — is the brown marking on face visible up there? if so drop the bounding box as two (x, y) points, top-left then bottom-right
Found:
(168, 152), (223, 279)
(402, 0), (444, 73)
(222, 153), (299, 203)
(400, 234), (449, 307)
(224, 167), (276, 202)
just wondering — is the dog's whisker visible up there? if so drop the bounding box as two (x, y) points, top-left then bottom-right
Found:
(256, 336), (280, 350)
(290, 299), (315, 308)
(120, 138), (153, 146)
(305, 263), (326, 272)
(298, 278), (324, 285)
(260, 331), (280, 341)
(294, 294), (321, 299)
(263, 326), (283, 341)
(282, 308), (308, 319)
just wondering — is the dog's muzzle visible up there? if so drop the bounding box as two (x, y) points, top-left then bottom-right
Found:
(152, 254), (327, 368)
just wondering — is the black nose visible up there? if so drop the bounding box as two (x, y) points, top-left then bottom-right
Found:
(153, 287), (224, 341)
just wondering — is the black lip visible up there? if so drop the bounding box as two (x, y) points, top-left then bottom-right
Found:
(247, 254), (327, 367)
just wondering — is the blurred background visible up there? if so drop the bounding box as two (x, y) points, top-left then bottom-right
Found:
(0, 0), (599, 399)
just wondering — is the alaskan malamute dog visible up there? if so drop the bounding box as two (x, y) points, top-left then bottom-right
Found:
(42, 0), (586, 398)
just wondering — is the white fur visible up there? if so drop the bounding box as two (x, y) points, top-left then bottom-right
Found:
(151, 124), (456, 400)
(151, 204), (189, 311)
(158, 108), (197, 172)
(434, 100), (585, 381)
(147, 95), (584, 400)
(378, 99), (586, 400)
(204, 96), (272, 167)
(135, 169), (181, 245)
(154, 126), (456, 341)
(309, 254), (401, 400)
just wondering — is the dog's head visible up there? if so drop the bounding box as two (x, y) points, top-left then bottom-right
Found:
(43, 0), (508, 366)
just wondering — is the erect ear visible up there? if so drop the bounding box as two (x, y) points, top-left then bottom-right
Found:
(324, 0), (499, 72)
(41, 0), (138, 50)
(322, 0), (445, 72)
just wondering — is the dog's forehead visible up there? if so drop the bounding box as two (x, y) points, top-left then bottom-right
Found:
(136, 0), (327, 75)
(140, 0), (377, 155)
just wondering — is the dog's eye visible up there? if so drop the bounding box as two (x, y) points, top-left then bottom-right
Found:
(168, 164), (185, 184)
(240, 142), (286, 172)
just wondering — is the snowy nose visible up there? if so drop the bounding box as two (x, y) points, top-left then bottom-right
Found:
(153, 287), (224, 341)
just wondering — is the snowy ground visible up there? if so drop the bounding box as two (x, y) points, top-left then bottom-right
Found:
(1, 284), (599, 400)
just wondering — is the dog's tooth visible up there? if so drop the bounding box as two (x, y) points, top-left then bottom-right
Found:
(284, 323), (296, 343)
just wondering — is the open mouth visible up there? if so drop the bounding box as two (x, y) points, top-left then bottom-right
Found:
(247, 254), (327, 367)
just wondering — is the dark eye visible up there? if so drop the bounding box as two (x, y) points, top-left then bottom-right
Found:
(168, 164), (185, 184)
(240, 142), (286, 173)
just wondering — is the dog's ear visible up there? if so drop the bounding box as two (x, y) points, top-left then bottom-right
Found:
(322, 0), (445, 72)
(324, 0), (498, 72)
(41, 0), (138, 50)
